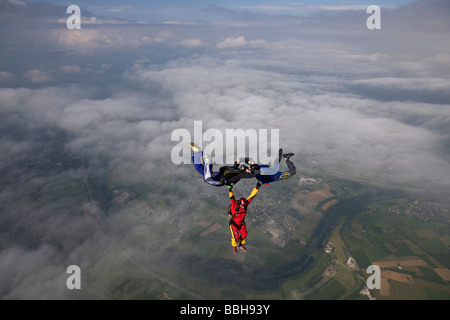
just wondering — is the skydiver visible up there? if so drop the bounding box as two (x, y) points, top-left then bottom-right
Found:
(228, 182), (261, 254)
(190, 142), (295, 186)
(257, 152), (296, 184)
(190, 143), (225, 186)
(225, 157), (261, 186)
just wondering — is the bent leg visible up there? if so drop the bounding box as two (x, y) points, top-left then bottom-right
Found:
(259, 162), (279, 175)
(286, 159), (296, 176)
(192, 151), (204, 175)
(204, 156), (224, 186)
(259, 159), (297, 183)
(192, 151), (223, 186)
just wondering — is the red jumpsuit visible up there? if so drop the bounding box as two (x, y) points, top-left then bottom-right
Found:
(228, 186), (260, 249)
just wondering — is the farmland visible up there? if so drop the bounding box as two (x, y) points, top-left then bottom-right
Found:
(96, 171), (450, 300)
(338, 190), (450, 300)
(168, 175), (450, 300)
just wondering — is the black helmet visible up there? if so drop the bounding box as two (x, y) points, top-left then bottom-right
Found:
(251, 164), (260, 174)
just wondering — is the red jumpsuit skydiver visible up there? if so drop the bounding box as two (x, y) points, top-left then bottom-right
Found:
(228, 183), (261, 253)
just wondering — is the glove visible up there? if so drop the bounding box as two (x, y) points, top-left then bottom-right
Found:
(228, 185), (233, 190)
(256, 182), (262, 189)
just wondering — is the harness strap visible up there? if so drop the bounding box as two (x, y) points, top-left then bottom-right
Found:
(229, 218), (242, 230)
(229, 206), (246, 230)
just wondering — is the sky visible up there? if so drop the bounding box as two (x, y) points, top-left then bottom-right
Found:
(0, 0), (449, 299)
(18, 0), (418, 21)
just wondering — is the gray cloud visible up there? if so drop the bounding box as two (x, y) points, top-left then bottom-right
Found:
(127, 53), (449, 190)
(24, 69), (53, 83)
(0, 0), (61, 19)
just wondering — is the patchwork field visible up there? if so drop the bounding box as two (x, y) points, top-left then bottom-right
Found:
(294, 184), (335, 207)
(321, 199), (339, 211)
(127, 175), (449, 301)
(372, 258), (428, 268)
(287, 178), (449, 300)
(434, 268), (450, 281)
(342, 198), (450, 300)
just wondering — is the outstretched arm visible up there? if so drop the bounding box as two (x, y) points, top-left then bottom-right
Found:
(228, 185), (235, 199)
(246, 182), (261, 204)
(228, 185), (237, 213)
(229, 185), (236, 201)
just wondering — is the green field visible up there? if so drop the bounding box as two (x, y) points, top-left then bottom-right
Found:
(112, 175), (449, 300)
(339, 194), (450, 300)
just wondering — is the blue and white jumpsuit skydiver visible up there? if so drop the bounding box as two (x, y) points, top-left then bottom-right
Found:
(191, 144), (224, 187)
(257, 153), (296, 184)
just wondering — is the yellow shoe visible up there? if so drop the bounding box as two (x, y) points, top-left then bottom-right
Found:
(189, 143), (201, 152)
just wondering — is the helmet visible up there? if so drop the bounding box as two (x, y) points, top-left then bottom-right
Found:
(239, 198), (248, 206)
(251, 164), (261, 174)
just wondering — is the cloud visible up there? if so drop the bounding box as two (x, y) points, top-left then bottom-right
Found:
(306, 5), (377, 11)
(0, 71), (14, 82)
(108, 5), (134, 13)
(51, 26), (173, 50)
(0, 82), (191, 298)
(59, 65), (82, 74)
(0, 246), (67, 299)
(354, 77), (450, 91)
(0, 0), (67, 20)
(215, 36), (282, 50)
(202, 5), (271, 22)
(0, 139), (31, 163)
(428, 53), (450, 64)
(7, 0), (26, 6)
(56, 16), (140, 26)
(53, 29), (116, 48)
(179, 38), (208, 48)
(216, 36), (247, 48)
(238, 5), (294, 10)
(128, 54), (450, 191)
(24, 69), (53, 84)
